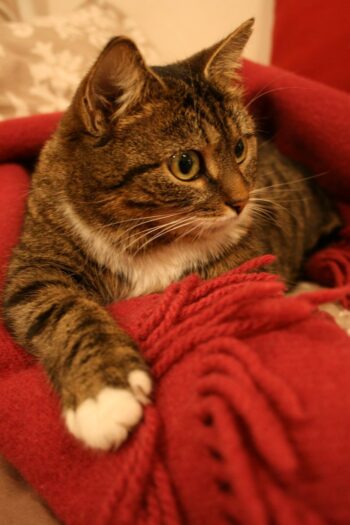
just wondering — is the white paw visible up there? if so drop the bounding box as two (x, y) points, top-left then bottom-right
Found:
(64, 370), (152, 450)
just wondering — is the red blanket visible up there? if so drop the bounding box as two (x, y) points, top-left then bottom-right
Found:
(1, 61), (350, 525)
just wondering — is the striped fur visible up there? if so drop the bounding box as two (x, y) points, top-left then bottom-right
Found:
(2, 20), (341, 449)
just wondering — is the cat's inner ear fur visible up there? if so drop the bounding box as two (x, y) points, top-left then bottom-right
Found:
(203, 18), (254, 94)
(78, 37), (165, 135)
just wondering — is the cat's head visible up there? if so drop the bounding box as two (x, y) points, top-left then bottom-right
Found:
(59, 19), (256, 255)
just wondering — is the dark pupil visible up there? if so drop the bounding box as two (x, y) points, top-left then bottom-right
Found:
(235, 139), (244, 158)
(179, 153), (193, 174)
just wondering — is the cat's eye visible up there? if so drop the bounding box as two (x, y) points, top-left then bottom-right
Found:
(234, 137), (247, 164)
(168, 151), (201, 181)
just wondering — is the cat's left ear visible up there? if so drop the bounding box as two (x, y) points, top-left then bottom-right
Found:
(75, 37), (165, 135)
(203, 18), (254, 93)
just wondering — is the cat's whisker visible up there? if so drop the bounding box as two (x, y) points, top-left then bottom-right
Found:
(243, 72), (294, 111)
(132, 217), (201, 255)
(191, 223), (204, 243)
(257, 137), (274, 150)
(250, 196), (287, 207)
(176, 222), (202, 244)
(250, 207), (274, 221)
(117, 220), (182, 252)
(141, 216), (199, 241)
(126, 214), (194, 242)
(251, 171), (328, 195)
(253, 187), (302, 196)
(249, 200), (277, 218)
(245, 85), (310, 110)
(123, 216), (197, 254)
(135, 212), (238, 254)
(271, 196), (313, 204)
(70, 194), (119, 206)
(99, 210), (186, 230)
(250, 190), (318, 219)
(250, 196), (299, 221)
(250, 196), (285, 211)
(249, 206), (277, 226)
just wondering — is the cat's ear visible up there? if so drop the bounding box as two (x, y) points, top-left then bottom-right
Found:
(203, 18), (254, 93)
(76, 37), (165, 135)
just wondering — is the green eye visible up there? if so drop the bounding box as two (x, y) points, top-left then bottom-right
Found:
(169, 151), (201, 181)
(234, 137), (247, 163)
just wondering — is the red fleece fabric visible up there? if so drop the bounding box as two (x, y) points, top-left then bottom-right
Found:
(1, 60), (350, 525)
(272, 0), (350, 93)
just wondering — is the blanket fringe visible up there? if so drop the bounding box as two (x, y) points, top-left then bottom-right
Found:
(305, 227), (350, 308)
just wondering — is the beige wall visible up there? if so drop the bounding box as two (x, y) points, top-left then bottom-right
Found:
(113, 0), (275, 64)
(27, 0), (275, 64)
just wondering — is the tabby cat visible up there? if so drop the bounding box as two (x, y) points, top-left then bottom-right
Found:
(3, 19), (340, 450)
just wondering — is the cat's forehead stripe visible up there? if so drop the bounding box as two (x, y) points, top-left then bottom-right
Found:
(182, 76), (244, 140)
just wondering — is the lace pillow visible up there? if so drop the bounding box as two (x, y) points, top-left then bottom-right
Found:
(0, 0), (159, 120)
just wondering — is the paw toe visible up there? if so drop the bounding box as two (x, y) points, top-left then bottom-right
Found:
(64, 386), (145, 450)
(128, 369), (152, 404)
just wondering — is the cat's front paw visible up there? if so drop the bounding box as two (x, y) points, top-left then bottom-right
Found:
(64, 370), (152, 450)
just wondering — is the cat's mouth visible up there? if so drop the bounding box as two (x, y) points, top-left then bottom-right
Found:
(126, 205), (249, 253)
(183, 202), (253, 242)
(198, 214), (237, 232)
(174, 211), (245, 244)
(198, 204), (250, 231)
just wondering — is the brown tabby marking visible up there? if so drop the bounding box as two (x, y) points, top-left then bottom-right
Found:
(2, 19), (340, 449)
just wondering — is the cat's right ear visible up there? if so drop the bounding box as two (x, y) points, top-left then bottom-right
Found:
(74, 37), (165, 136)
(204, 18), (253, 90)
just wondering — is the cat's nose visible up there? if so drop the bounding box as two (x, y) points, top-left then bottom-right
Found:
(226, 198), (248, 215)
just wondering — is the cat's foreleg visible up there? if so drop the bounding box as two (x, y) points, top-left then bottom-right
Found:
(3, 267), (151, 450)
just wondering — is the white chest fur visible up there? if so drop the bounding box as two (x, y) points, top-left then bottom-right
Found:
(63, 202), (246, 298)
